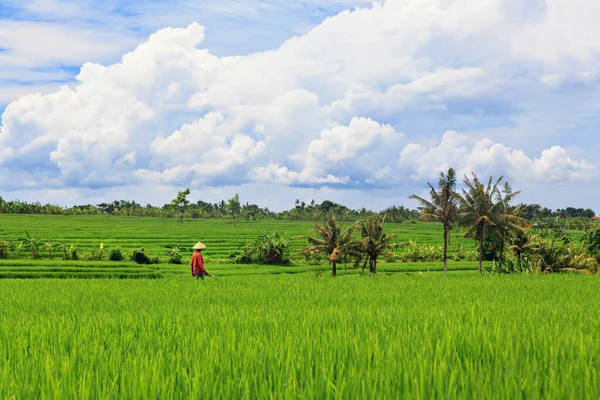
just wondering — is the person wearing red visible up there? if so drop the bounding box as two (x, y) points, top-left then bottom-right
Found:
(191, 241), (210, 279)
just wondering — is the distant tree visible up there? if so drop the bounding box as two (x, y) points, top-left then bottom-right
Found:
(171, 188), (191, 223)
(556, 207), (596, 219)
(218, 200), (226, 217)
(409, 168), (459, 276)
(227, 194), (241, 225)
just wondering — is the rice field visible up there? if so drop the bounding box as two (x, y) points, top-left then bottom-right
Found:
(2, 273), (599, 399)
(0, 214), (484, 278)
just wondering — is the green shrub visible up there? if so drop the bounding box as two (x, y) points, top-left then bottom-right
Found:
(255, 231), (291, 265)
(109, 247), (125, 261)
(301, 248), (323, 265)
(230, 241), (254, 264)
(130, 248), (151, 264)
(70, 245), (79, 261)
(582, 229), (600, 256)
(0, 239), (8, 259)
(130, 248), (159, 264)
(167, 247), (182, 264)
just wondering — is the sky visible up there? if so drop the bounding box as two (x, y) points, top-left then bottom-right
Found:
(0, 0), (599, 213)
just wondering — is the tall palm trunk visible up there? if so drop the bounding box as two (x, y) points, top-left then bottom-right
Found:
(498, 240), (504, 273)
(442, 225), (449, 276)
(369, 256), (377, 274)
(331, 261), (337, 277)
(478, 228), (484, 274)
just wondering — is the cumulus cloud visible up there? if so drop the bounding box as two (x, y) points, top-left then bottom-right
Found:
(254, 117), (404, 186)
(399, 131), (595, 183)
(0, 0), (598, 200)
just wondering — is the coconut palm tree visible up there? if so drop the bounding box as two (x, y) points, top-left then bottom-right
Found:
(409, 168), (459, 276)
(458, 173), (504, 274)
(492, 182), (527, 271)
(307, 213), (357, 277)
(355, 216), (399, 274)
(507, 230), (542, 271)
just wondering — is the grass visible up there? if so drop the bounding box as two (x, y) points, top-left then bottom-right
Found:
(0, 214), (490, 278)
(0, 214), (478, 258)
(1, 273), (600, 398)
(0, 215), (598, 398)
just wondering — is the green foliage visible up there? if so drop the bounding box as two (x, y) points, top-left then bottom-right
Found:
(300, 248), (323, 265)
(396, 240), (444, 263)
(230, 241), (254, 264)
(130, 248), (147, 264)
(171, 188), (191, 223)
(69, 245), (79, 261)
(43, 240), (54, 259)
(167, 246), (182, 264)
(581, 229), (600, 256)
(409, 168), (459, 274)
(85, 243), (106, 261)
(353, 216), (400, 273)
(254, 231), (291, 265)
(0, 238), (9, 259)
(2, 275), (600, 398)
(108, 247), (125, 261)
(306, 212), (358, 277)
(226, 194), (241, 225)
(229, 232), (291, 265)
(23, 231), (40, 259)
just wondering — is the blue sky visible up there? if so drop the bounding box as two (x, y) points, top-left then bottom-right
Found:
(0, 0), (371, 110)
(0, 0), (599, 212)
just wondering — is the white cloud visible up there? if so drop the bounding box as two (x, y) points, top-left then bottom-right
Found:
(1, 0), (599, 209)
(0, 21), (132, 68)
(399, 131), (596, 183)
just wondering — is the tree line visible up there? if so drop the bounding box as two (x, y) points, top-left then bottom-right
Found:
(0, 191), (595, 227)
(0, 194), (418, 222)
(304, 169), (600, 277)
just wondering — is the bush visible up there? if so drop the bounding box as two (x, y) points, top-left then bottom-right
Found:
(230, 241), (254, 264)
(109, 247), (124, 261)
(582, 229), (600, 256)
(167, 247), (182, 264)
(255, 231), (291, 265)
(70, 245), (79, 261)
(130, 248), (152, 264)
(0, 239), (8, 259)
(301, 248), (323, 265)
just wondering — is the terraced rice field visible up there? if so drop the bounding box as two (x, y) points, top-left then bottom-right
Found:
(1, 215), (598, 398)
(0, 215), (482, 278)
(2, 274), (600, 398)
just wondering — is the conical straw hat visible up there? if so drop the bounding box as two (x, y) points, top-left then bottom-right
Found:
(193, 241), (207, 250)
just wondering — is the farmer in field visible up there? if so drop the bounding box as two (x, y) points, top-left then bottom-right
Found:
(191, 242), (212, 279)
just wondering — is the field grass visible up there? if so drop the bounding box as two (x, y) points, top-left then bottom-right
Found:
(1, 215), (598, 398)
(0, 214), (488, 278)
(2, 273), (600, 398)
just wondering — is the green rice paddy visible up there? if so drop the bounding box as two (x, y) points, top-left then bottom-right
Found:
(2, 274), (600, 398)
(0, 214), (482, 279)
(1, 215), (598, 398)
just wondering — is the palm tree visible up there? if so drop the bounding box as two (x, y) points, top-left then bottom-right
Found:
(409, 168), (459, 276)
(492, 183), (527, 271)
(355, 216), (399, 274)
(307, 213), (357, 277)
(458, 173), (504, 274)
(507, 230), (542, 272)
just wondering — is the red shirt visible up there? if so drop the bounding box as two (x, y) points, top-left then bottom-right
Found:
(191, 252), (207, 275)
